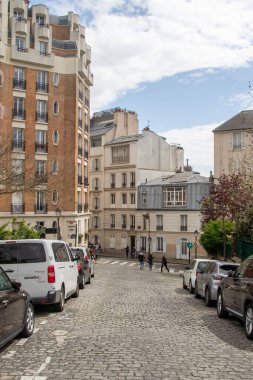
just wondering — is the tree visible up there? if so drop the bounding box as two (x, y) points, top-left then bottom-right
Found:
(0, 219), (41, 240)
(200, 219), (235, 258)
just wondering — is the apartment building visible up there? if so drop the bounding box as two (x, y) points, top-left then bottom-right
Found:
(213, 110), (253, 177)
(89, 107), (184, 250)
(137, 171), (210, 259)
(0, 0), (92, 245)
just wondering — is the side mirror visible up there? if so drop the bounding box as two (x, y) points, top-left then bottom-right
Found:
(185, 266), (190, 270)
(11, 280), (21, 290)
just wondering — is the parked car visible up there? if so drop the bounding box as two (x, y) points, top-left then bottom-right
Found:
(0, 266), (35, 348)
(195, 261), (239, 306)
(183, 259), (215, 293)
(0, 240), (79, 312)
(71, 247), (91, 288)
(217, 255), (253, 339)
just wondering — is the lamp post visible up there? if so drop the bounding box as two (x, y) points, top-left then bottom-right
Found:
(55, 207), (61, 240)
(194, 229), (199, 259)
(145, 212), (151, 254)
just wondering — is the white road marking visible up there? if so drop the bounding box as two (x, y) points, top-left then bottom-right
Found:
(21, 377), (47, 380)
(20, 357), (51, 380)
(16, 338), (28, 346)
(101, 260), (111, 264)
(2, 350), (16, 358)
(120, 261), (128, 265)
(128, 263), (137, 266)
(39, 320), (48, 325)
(170, 268), (175, 273)
(111, 261), (120, 265)
(34, 328), (40, 333)
(37, 357), (51, 374)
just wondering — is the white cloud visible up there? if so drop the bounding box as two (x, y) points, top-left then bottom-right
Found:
(160, 122), (220, 176)
(227, 93), (253, 110)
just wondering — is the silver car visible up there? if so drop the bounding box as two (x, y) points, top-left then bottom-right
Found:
(195, 261), (239, 306)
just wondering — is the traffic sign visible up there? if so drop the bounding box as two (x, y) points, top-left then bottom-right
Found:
(187, 242), (193, 249)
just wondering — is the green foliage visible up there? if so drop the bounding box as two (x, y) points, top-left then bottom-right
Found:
(0, 219), (41, 240)
(200, 219), (235, 257)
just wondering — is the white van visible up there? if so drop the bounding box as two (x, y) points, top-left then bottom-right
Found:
(0, 239), (79, 312)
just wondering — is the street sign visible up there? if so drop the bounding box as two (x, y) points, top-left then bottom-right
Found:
(187, 242), (193, 249)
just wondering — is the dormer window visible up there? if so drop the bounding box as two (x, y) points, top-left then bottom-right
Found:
(36, 15), (45, 26)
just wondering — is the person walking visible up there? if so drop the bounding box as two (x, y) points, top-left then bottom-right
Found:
(125, 245), (129, 259)
(161, 255), (170, 273)
(148, 253), (153, 270)
(138, 252), (145, 269)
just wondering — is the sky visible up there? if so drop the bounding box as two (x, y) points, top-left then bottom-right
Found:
(30, 0), (253, 176)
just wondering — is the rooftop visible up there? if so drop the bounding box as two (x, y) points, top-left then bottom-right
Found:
(141, 171), (210, 186)
(213, 110), (253, 132)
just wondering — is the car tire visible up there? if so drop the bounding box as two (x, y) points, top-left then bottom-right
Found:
(21, 302), (35, 337)
(182, 277), (187, 289)
(72, 283), (79, 298)
(204, 287), (212, 307)
(79, 275), (85, 289)
(217, 291), (228, 318)
(194, 282), (200, 298)
(244, 303), (253, 340)
(55, 286), (65, 312)
(189, 280), (194, 294)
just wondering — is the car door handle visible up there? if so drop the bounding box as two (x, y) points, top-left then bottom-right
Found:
(2, 300), (9, 308)
(4, 269), (14, 273)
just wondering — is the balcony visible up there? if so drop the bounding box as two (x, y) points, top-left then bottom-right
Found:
(11, 45), (55, 67)
(84, 177), (89, 186)
(35, 143), (48, 153)
(11, 203), (25, 214)
(157, 226), (163, 231)
(35, 172), (48, 183)
(78, 55), (93, 86)
(78, 175), (83, 185)
(84, 150), (88, 159)
(130, 225), (135, 230)
(13, 78), (26, 90)
(15, 18), (28, 35)
(83, 203), (88, 211)
(94, 186), (99, 191)
(36, 82), (48, 93)
(122, 224), (126, 229)
(36, 112), (48, 123)
(180, 226), (187, 231)
(34, 203), (47, 214)
(12, 108), (26, 120)
(77, 203), (82, 213)
(78, 147), (82, 156)
(94, 205), (99, 210)
(12, 140), (25, 151)
(38, 25), (50, 39)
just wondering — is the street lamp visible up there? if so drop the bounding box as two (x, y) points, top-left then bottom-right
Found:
(194, 229), (199, 259)
(145, 213), (151, 254)
(55, 207), (62, 240)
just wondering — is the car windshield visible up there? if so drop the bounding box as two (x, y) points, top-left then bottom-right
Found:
(197, 261), (209, 272)
(219, 264), (238, 275)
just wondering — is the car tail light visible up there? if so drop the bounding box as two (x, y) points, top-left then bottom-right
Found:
(48, 265), (55, 283)
(213, 274), (222, 280)
(77, 264), (81, 271)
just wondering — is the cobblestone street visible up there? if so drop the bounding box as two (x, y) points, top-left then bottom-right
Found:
(1, 258), (253, 380)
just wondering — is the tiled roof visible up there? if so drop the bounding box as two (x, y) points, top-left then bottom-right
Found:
(213, 110), (253, 132)
(142, 172), (209, 186)
(105, 134), (143, 145)
(90, 122), (115, 137)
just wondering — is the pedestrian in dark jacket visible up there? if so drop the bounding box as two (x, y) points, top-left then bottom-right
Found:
(125, 246), (129, 259)
(148, 253), (153, 270)
(138, 252), (145, 269)
(161, 255), (170, 272)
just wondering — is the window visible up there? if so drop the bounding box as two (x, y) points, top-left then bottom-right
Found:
(39, 41), (48, 55)
(122, 173), (127, 187)
(0, 72), (2, 87)
(36, 190), (46, 212)
(78, 107), (82, 129)
(112, 145), (129, 164)
(52, 190), (58, 204)
(93, 159), (100, 171)
(156, 215), (163, 230)
(142, 192), (147, 205)
(53, 73), (60, 86)
(111, 173), (115, 188)
(78, 80), (83, 101)
(130, 193), (135, 204)
(157, 237), (163, 252)
(143, 215), (147, 230)
(233, 132), (244, 150)
(18, 243), (46, 263)
(37, 71), (48, 92)
(122, 193), (127, 204)
(12, 159), (23, 176)
(130, 215), (135, 229)
(122, 215), (127, 228)
(91, 136), (102, 147)
(111, 194), (115, 204)
(52, 243), (70, 262)
(36, 130), (46, 144)
(163, 187), (186, 206)
(130, 172), (135, 186)
(11, 192), (23, 213)
(141, 237), (147, 251)
(181, 239), (188, 256)
(16, 36), (26, 51)
(36, 15), (45, 25)
(14, 67), (25, 89)
(12, 128), (24, 149)
(14, 10), (24, 21)
(110, 214), (115, 228)
(180, 215), (187, 231)
(36, 160), (46, 180)
(53, 100), (59, 115)
(52, 131), (59, 145)
(94, 177), (99, 190)
(36, 100), (48, 122)
(13, 97), (25, 119)
(51, 160), (58, 174)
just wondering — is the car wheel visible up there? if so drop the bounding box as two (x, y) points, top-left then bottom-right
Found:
(79, 275), (85, 289)
(182, 277), (187, 289)
(72, 283), (79, 298)
(189, 280), (194, 294)
(55, 287), (65, 312)
(204, 287), (212, 307)
(244, 303), (253, 340)
(194, 282), (200, 298)
(217, 291), (228, 318)
(21, 302), (35, 337)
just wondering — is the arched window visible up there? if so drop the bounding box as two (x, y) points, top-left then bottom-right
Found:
(53, 72), (59, 86)
(53, 100), (59, 115)
(52, 160), (58, 174)
(52, 130), (59, 145)
(52, 190), (58, 204)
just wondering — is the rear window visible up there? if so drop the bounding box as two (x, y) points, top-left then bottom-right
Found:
(52, 243), (70, 262)
(0, 243), (46, 264)
(219, 264), (238, 275)
(197, 261), (209, 272)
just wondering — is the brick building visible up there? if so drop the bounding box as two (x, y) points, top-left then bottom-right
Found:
(0, 0), (93, 245)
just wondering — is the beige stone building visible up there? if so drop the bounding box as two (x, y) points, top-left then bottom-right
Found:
(213, 111), (253, 177)
(89, 107), (188, 253)
(0, 0), (92, 245)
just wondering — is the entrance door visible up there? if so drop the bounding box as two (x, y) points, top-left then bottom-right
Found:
(131, 236), (135, 250)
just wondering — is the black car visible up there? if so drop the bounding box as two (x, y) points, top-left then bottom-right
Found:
(0, 267), (35, 348)
(71, 248), (91, 289)
(217, 255), (253, 339)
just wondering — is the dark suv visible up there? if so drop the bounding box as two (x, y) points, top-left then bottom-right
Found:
(217, 255), (253, 339)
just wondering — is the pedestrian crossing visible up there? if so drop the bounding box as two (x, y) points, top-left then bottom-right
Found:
(96, 259), (184, 275)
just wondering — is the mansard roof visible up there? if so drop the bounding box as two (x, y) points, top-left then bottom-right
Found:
(213, 110), (253, 133)
(142, 171), (209, 186)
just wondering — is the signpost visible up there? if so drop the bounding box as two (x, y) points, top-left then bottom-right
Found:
(187, 242), (193, 265)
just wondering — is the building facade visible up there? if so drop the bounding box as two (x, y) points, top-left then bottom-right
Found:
(89, 107), (185, 252)
(0, 0), (93, 245)
(213, 111), (253, 177)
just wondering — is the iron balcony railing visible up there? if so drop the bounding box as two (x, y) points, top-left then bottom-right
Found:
(35, 172), (48, 183)
(157, 226), (163, 230)
(77, 203), (82, 212)
(36, 82), (48, 92)
(84, 150), (88, 159)
(35, 143), (48, 153)
(180, 226), (187, 231)
(17, 47), (28, 53)
(83, 203), (88, 211)
(130, 225), (135, 230)
(84, 177), (89, 186)
(34, 203), (47, 213)
(122, 224), (127, 229)
(13, 108), (26, 120)
(78, 175), (83, 185)
(78, 147), (82, 156)
(36, 112), (48, 123)
(11, 203), (25, 214)
(13, 78), (26, 90)
(12, 140), (25, 151)
(130, 182), (135, 187)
